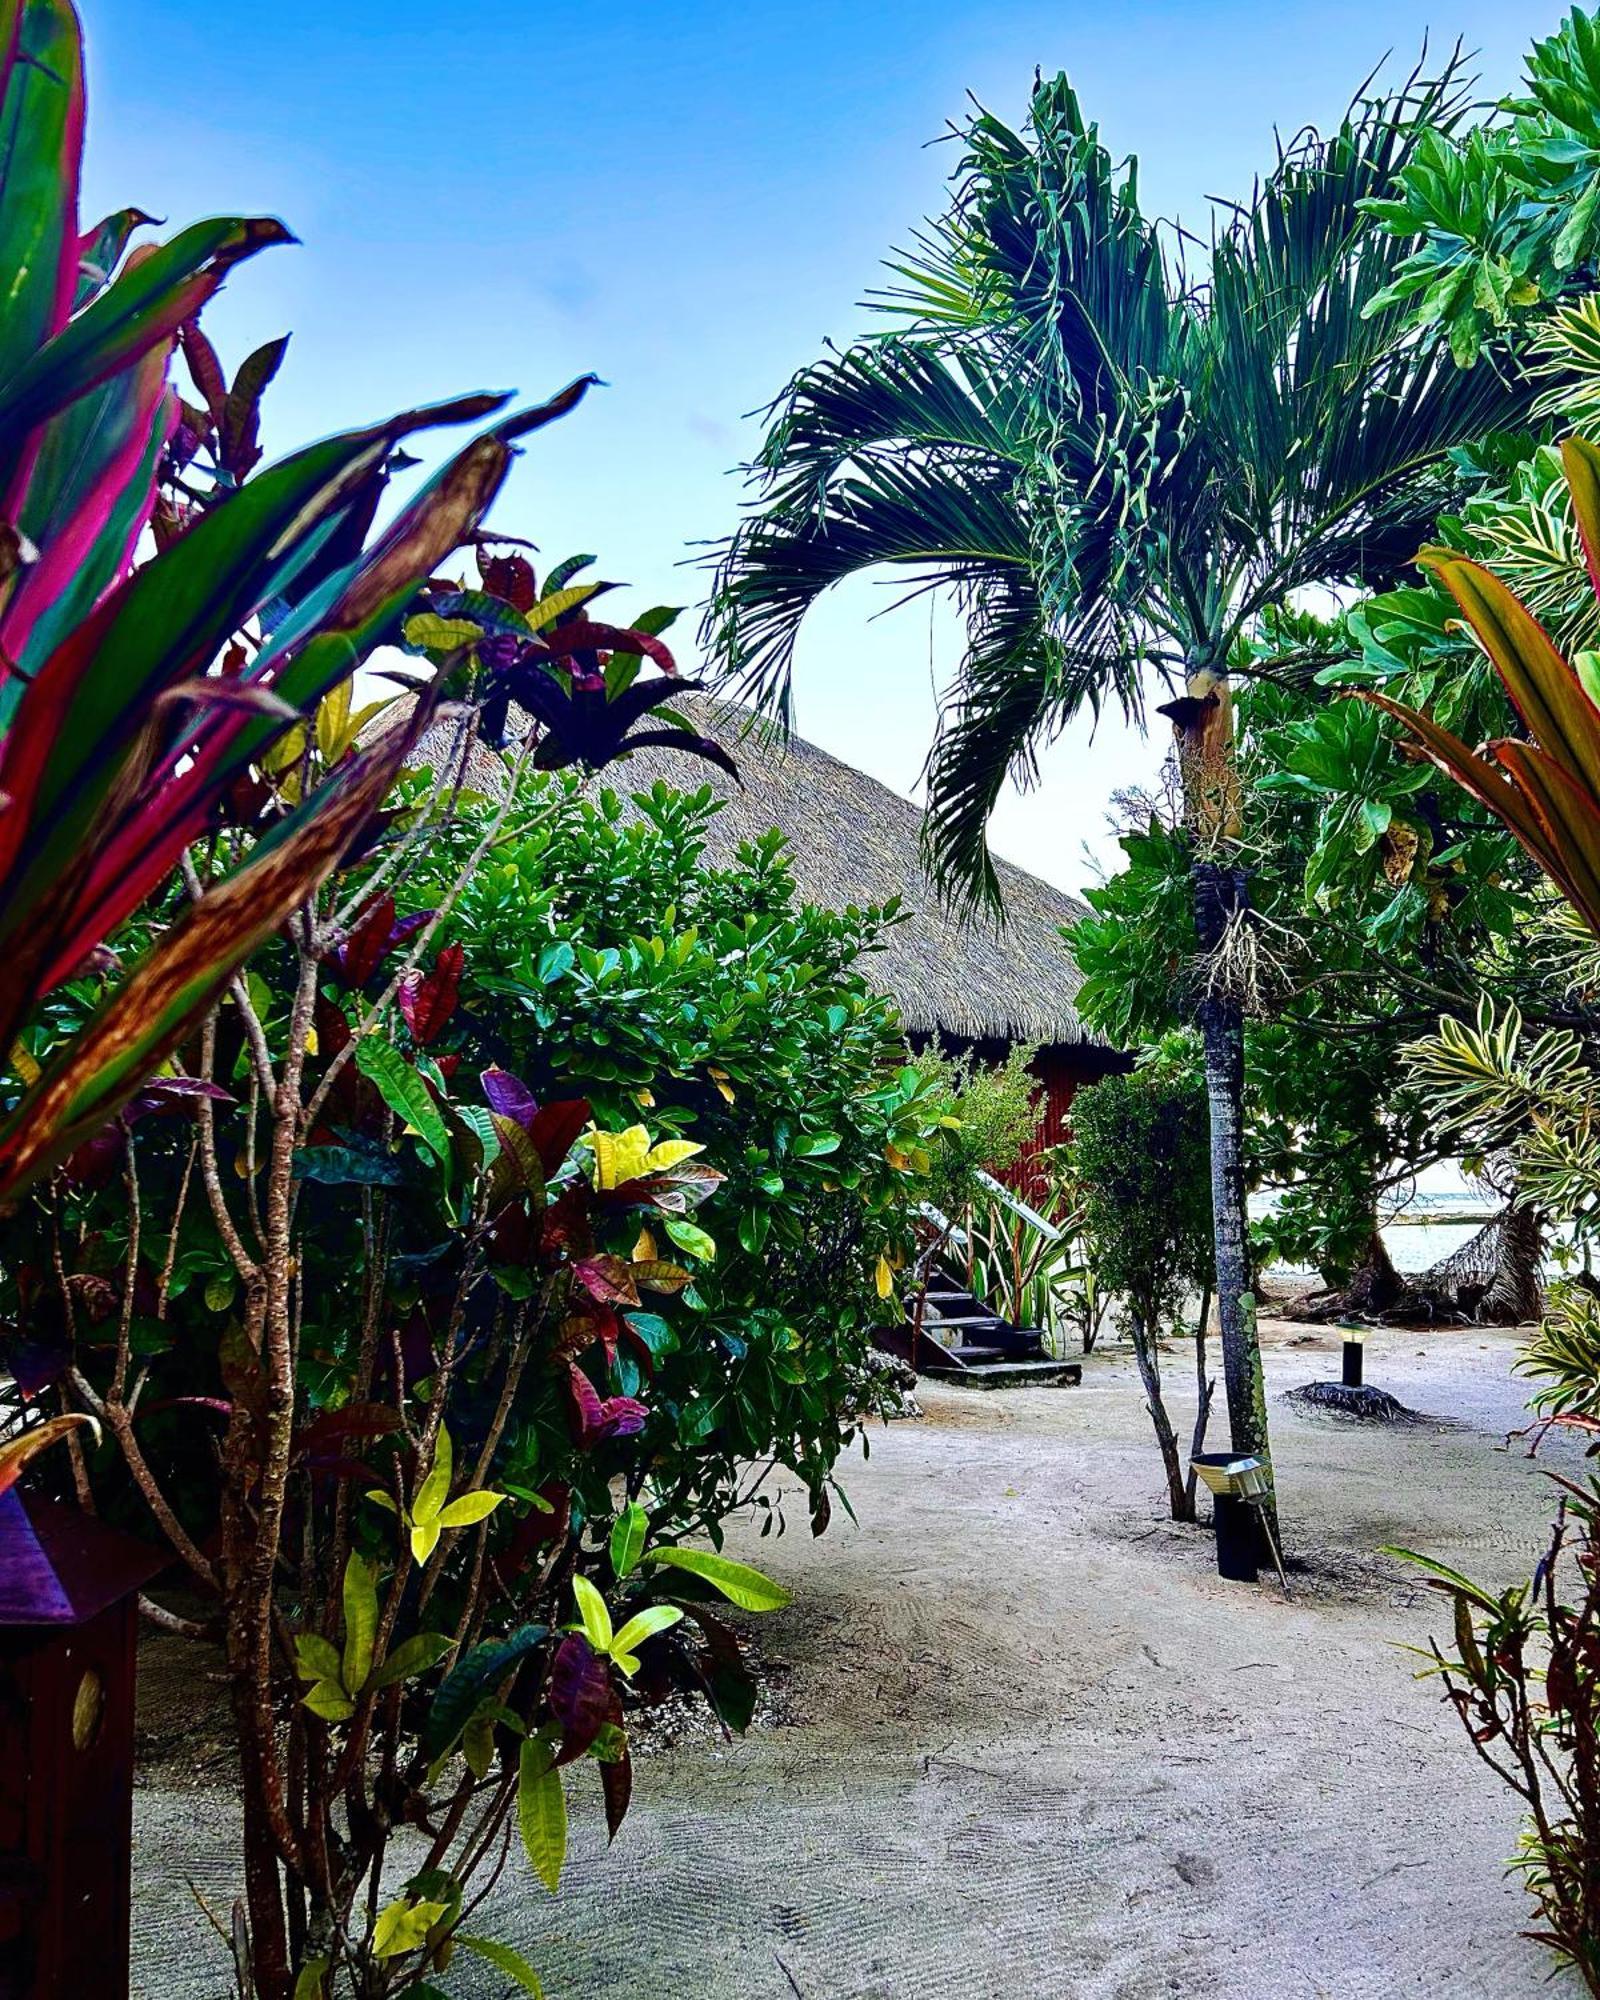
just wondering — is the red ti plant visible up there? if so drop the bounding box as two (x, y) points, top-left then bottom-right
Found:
(0, 0), (598, 1202)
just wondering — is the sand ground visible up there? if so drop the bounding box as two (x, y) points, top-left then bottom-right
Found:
(131, 1319), (1587, 1999)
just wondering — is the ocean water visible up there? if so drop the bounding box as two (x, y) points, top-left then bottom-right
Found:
(1383, 1220), (1484, 1275)
(1263, 1218), (1494, 1288)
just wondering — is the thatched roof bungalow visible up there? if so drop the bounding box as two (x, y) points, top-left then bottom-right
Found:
(422, 691), (1126, 1172)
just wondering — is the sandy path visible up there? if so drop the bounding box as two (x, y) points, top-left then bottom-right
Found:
(132, 1322), (1586, 1998)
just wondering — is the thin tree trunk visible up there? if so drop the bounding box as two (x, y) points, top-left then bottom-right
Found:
(1186, 1281), (1215, 1516)
(1129, 1304), (1193, 1522)
(1162, 663), (1278, 1543)
(1193, 926), (1274, 1533)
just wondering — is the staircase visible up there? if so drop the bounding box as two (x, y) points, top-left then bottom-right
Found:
(878, 1263), (1081, 1389)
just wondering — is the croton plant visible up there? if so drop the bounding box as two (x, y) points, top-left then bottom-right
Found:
(1, 528), (951, 1997)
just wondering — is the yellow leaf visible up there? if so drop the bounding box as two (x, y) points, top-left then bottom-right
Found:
(315, 679), (352, 765)
(642, 1137), (705, 1174)
(372, 1897), (449, 1960)
(293, 1961), (330, 2000)
(591, 1125), (652, 1190)
(714, 1080), (736, 1104)
(403, 612), (483, 653)
(875, 1254), (894, 1300)
(524, 581), (601, 631)
(262, 723), (306, 775)
(632, 1225), (658, 1262)
(8, 1041), (39, 1087)
(885, 1143), (910, 1170)
(633, 1086), (656, 1108)
(572, 1574), (613, 1652)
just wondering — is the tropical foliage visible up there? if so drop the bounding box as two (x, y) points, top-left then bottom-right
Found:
(706, 52), (1549, 1532)
(1355, 201), (1600, 1994)
(0, 4), (944, 1988)
(1067, 1038), (1215, 1519)
(0, 0), (613, 1211)
(3, 714), (950, 1991)
(1364, 7), (1600, 363)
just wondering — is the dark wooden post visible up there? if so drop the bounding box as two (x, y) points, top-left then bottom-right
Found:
(0, 1490), (165, 2000)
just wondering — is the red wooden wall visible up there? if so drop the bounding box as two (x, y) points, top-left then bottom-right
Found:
(912, 1033), (1133, 1208)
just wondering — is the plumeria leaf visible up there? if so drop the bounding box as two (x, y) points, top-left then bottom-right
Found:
(341, 1552), (380, 1694)
(610, 1501), (648, 1578)
(370, 1631), (452, 1690)
(457, 1936), (546, 1997)
(609, 1604), (683, 1677)
(436, 1489), (506, 1531)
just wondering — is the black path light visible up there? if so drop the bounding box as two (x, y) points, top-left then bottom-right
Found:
(1286, 1324), (1422, 1423)
(0, 1485), (165, 2000)
(1190, 1453), (1290, 1594)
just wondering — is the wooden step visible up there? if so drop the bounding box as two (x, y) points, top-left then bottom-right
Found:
(921, 1357), (1082, 1390)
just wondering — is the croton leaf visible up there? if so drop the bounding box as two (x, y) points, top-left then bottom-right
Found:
(527, 1098), (592, 1179)
(335, 893), (397, 986)
(481, 1065), (538, 1129)
(547, 1633), (617, 1763)
(426, 1623), (548, 1757)
(398, 944), (464, 1045)
(477, 545), (538, 611)
(354, 1040), (452, 1165)
(567, 1365), (648, 1448)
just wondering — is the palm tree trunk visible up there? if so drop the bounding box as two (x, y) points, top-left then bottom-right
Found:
(1165, 665), (1278, 1544)
(1192, 859), (1277, 1542)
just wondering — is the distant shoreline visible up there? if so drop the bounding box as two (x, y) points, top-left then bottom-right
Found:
(1383, 1209), (1500, 1228)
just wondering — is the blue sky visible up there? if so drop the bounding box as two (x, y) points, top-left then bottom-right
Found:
(86, 0), (1551, 894)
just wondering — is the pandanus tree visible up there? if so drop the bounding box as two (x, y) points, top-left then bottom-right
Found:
(706, 61), (1545, 1525)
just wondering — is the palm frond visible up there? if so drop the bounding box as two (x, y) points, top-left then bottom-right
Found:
(1201, 56), (1543, 611)
(703, 339), (1042, 718)
(886, 76), (1179, 419)
(921, 573), (1139, 910)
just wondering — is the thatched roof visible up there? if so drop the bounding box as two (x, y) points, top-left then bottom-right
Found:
(415, 693), (1103, 1049)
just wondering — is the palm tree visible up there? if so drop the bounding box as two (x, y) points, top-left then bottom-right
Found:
(704, 61), (1542, 1533)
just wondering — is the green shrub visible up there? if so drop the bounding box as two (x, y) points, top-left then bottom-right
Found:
(1069, 1036), (1216, 1517)
(1, 655), (950, 1993)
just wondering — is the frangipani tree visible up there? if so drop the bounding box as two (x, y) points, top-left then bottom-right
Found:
(706, 61), (1542, 1524)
